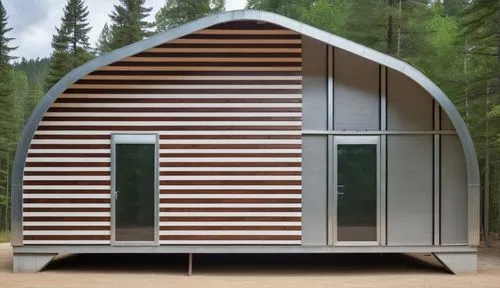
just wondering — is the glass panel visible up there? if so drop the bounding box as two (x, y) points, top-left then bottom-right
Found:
(337, 144), (377, 242)
(115, 144), (155, 242)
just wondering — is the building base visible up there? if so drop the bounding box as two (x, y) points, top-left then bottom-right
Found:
(433, 252), (477, 274)
(13, 253), (58, 273)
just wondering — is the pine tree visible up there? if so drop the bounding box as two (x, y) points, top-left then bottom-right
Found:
(247, 0), (313, 20)
(155, 0), (225, 32)
(96, 23), (112, 55)
(46, 0), (93, 90)
(108, 0), (154, 50)
(0, 0), (15, 64)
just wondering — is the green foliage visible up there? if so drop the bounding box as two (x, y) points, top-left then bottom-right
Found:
(108, 0), (154, 50)
(46, 0), (94, 90)
(96, 23), (112, 55)
(0, 0), (15, 64)
(156, 0), (225, 32)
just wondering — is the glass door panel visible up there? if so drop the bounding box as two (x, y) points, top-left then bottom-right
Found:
(113, 135), (157, 244)
(334, 136), (379, 245)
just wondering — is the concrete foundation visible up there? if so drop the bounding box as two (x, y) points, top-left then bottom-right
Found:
(433, 252), (477, 274)
(13, 253), (58, 273)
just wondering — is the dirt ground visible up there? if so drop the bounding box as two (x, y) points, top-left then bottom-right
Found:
(0, 243), (499, 288)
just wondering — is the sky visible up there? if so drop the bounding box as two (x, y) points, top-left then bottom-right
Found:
(3, 0), (248, 60)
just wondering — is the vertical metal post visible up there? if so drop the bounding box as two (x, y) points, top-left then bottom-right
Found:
(484, 91), (490, 247)
(433, 101), (441, 246)
(188, 253), (193, 276)
(380, 66), (387, 246)
(327, 45), (334, 246)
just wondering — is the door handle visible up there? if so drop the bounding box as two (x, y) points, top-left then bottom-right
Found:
(114, 191), (119, 200)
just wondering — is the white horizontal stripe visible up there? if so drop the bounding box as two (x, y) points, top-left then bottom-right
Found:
(24, 230), (110, 236)
(159, 231), (301, 236)
(159, 176), (301, 181)
(160, 167), (301, 172)
(24, 212), (109, 217)
(194, 29), (298, 35)
(26, 158), (109, 162)
(160, 204), (301, 208)
(45, 112), (302, 117)
(160, 158), (300, 162)
(160, 222), (301, 226)
(161, 186), (301, 190)
(70, 84), (302, 89)
(59, 94), (302, 99)
(23, 187), (111, 192)
(31, 139), (109, 145)
(51, 102), (302, 108)
(82, 75), (302, 81)
(159, 149), (301, 153)
(147, 48), (302, 53)
(125, 57), (301, 63)
(99, 66), (302, 72)
(25, 167), (110, 172)
(24, 203), (111, 208)
(159, 194), (301, 199)
(39, 121), (301, 126)
(159, 240), (300, 245)
(34, 130), (301, 136)
(24, 240), (111, 245)
(160, 212), (300, 217)
(159, 139), (301, 144)
(23, 194), (110, 199)
(172, 39), (301, 44)
(29, 149), (111, 154)
(24, 175), (110, 181)
(24, 222), (110, 226)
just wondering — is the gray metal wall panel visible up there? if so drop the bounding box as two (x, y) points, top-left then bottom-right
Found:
(302, 36), (327, 130)
(387, 69), (433, 131)
(441, 108), (455, 131)
(441, 135), (468, 245)
(387, 135), (433, 245)
(302, 136), (328, 246)
(334, 49), (380, 130)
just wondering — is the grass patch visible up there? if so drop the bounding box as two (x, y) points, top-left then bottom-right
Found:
(0, 231), (9, 243)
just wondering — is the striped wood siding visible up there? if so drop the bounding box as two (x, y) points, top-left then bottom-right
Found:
(23, 21), (303, 245)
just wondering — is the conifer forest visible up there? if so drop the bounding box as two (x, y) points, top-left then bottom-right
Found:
(0, 0), (499, 243)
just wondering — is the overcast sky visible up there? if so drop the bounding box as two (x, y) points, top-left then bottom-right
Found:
(3, 0), (248, 60)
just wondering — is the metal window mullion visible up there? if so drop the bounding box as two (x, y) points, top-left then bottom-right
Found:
(380, 66), (387, 246)
(434, 102), (441, 246)
(327, 45), (334, 246)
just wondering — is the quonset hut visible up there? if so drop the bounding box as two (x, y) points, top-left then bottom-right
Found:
(11, 10), (480, 274)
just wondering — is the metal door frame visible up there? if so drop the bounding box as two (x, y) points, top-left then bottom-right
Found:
(111, 134), (159, 246)
(329, 136), (381, 246)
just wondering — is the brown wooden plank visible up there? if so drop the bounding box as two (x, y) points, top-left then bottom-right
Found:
(24, 235), (110, 240)
(25, 162), (110, 167)
(75, 79), (302, 85)
(43, 116), (302, 122)
(159, 235), (301, 240)
(28, 153), (110, 158)
(159, 180), (301, 186)
(159, 144), (301, 149)
(156, 43), (302, 49)
(24, 171), (110, 176)
(181, 34), (301, 40)
(24, 217), (111, 221)
(160, 216), (301, 222)
(159, 199), (301, 204)
(63, 89), (302, 95)
(55, 98), (302, 104)
(160, 162), (301, 167)
(134, 52), (301, 58)
(47, 107), (302, 113)
(159, 171), (301, 176)
(24, 226), (110, 231)
(160, 153), (301, 158)
(23, 198), (110, 204)
(38, 125), (302, 131)
(33, 134), (111, 140)
(160, 207), (301, 212)
(159, 190), (301, 194)
(23, 180), (110, 186)
(29, 144), (109, 149)
(89, 70), (302, 76)
(160, 226), (301, 231)
(23, 190), (110, 194)
(159, 135), (301, 140)
(23, 207), (109, 212)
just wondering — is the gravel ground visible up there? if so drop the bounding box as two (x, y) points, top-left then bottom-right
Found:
(0, 242), (499, 288)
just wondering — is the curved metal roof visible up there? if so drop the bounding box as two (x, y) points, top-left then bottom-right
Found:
(10, 10), (480, 246)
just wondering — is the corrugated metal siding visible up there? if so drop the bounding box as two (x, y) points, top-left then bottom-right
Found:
(22, 21), (303, 245)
